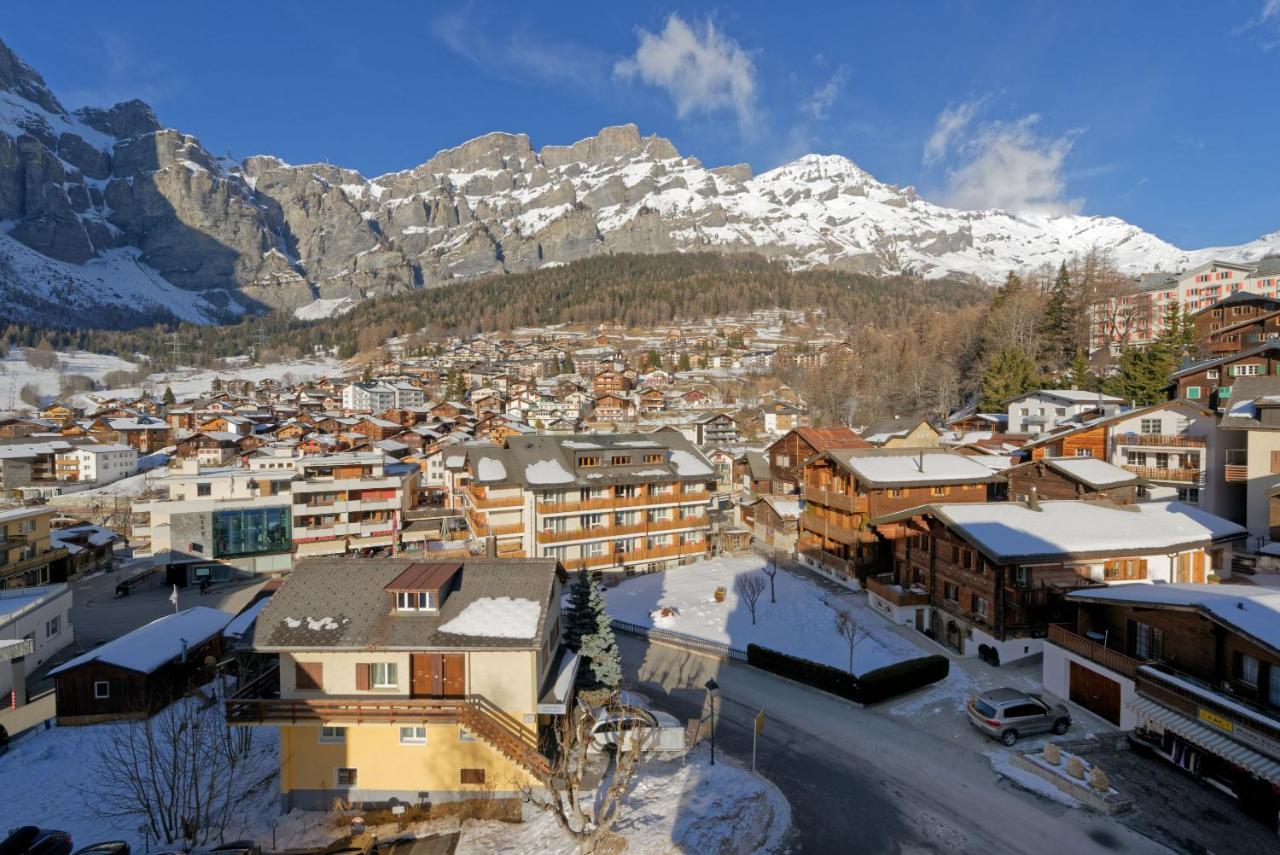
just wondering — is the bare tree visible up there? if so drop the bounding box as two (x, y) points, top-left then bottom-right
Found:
(834, 608), (870, 675)
(736, 573), (766, 625)
(761, 559), (778, 604)
(86, 681), (271, 846)
(518, 699), (648, 852)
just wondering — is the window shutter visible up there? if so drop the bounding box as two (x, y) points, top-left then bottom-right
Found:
(1271, 451), (1280, 474)
(355, 663), (370, 691)
(295, 661), (322, 690)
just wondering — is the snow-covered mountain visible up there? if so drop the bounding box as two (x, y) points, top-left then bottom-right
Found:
(2, 37), (1277, 329)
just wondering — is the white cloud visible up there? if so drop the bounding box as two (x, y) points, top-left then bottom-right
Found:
(800, 65), (849, 121)
(923, 98), (985, 165)
(614, 14), (758, 131)
(942, 115), (1082, 215)
(1264, 0), (1280, 20)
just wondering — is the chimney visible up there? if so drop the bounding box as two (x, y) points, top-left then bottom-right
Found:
(1027, 486), (1041, 511)
(486, 534), (497, 558)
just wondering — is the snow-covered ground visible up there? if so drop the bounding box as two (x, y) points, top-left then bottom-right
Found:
(605, 555), (925, 673)
(0, 715), (788, 854)
(73, 358), (346, 408)
(0, 348), (138, 404)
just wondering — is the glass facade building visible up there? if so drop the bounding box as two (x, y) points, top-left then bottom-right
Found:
(212, 507), (291, 558)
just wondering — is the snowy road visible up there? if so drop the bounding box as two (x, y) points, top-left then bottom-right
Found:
(619, 634), (1171, 854)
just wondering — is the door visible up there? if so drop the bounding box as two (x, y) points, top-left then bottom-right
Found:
(914, 609), (924, 632)
(1068, 661), (1121, 725)
(410, 653), (465, 697)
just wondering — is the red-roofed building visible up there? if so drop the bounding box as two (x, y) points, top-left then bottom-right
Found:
(766, 427), (871, 494)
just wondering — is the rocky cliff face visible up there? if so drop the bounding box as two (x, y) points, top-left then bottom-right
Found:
(1, 37), (1278, 329)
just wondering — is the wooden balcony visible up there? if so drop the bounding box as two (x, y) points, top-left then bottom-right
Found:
(536, 490), (710, 515)
(800, 511), (859, 545)
(536, 515), (709, 544)
(1121, 465), (1205, 484)
(1047, 624), (1142, 679)
(800, 485), (866, 514)
(1113, 433), (1206, 449)
(466, 486), (523, 509)
(561, 541), (706, 571)
(1224, 464), (1249, 483)
(0, 547), (68, 582)
(865, 573), (929, 608)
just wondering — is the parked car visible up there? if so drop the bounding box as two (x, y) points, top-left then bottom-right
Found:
(0, 827), (72, 855)
(588, 701), (685, 756)
(967, 688), (1071, 746)
(71, 844), (129, 855)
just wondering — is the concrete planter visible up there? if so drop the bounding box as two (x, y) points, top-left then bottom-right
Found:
(1009, 748), (1135, 815)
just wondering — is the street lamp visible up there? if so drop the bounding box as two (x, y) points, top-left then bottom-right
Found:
(704, 678), (720, 766)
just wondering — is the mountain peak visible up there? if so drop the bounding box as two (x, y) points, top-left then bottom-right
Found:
(0, 36), (64, 116)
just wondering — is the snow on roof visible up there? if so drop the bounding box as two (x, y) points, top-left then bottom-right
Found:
(1069, 583), (1280, 653)
(525, 458), (575, 485)
(840, 451), (996, 485)
(49, 606), (232, 676)
(0, 585), (67, 623)
(669, 448), (713, 477)
(438, 596), (541, 638)
(761, 496), (801, 518)
(1027, 389), (1123, 404)
(1041, 457), (1138, 489)
(476, 457), (508, 482)
(930, 501), (1246, 562)
(223, 597), (271, 640)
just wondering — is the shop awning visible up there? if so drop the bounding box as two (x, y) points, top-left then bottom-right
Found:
(537, 647), (581, 715)
(1129, 697), (1280, 786)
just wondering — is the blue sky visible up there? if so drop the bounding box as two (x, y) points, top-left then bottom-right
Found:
(3, 2), (1278, 247)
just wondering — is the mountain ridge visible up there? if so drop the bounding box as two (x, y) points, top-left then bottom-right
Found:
(1, 37), (1277, 330)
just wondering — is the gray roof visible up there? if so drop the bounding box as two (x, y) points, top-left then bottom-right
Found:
(253, 558), (560, 652)
(465, 432), (716, 489)
(1219, 375), (1280, 430)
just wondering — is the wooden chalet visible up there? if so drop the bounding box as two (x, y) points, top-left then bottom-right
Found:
(767, 426), (871, 493)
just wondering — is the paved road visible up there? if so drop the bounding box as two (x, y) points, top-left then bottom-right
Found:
(619, 635), (1171, 855)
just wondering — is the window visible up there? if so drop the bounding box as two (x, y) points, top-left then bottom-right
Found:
(1131, 622), (1163, 659)
(776, 454), (790, 468)
(335, 767), (358, 787)
(461, 768), (486, 785)
(93, 680), (110, 699)
(1238, 653), (1260, 686)
(1233, 364), (1261, 377)
(942, 582), (959, 602)
(1140, 418), (1162, 435)
(643, 454), (663, 464)
(1074, 448), (1092, 457)
(887, 488), (903, 498)
(1176, 487), (1201, 504)
(399, 725), (427, 744)
(197, 482), (212, 497)
(45, 616), (59, 638)
(371, 662), (398, 688)
(579, 456), (600, 468)
(931, 486), (948, 497)
(970, 594), (990, 619)
(319, 726), (346, 743)
(396, 591), (438, 611)
(213, 506), (291, 558)
(1186, 386), (1201, 399)
(459, 727), (477, 742)
(1126, 451), (1147, 466)
(1269, 668), (1280, 708)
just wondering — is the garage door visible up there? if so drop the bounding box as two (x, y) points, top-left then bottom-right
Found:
(1069, 661), (1121, 725)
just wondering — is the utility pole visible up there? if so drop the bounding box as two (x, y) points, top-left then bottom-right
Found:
(169, 331), (182, 378)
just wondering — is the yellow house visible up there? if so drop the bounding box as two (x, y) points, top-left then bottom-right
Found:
(228, 557), (576, 811)
(0, 507), (69, 589)
(860, 417), (943, 449)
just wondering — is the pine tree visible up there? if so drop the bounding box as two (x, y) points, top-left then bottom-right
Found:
(1066, 350), (1095, 391)
(579, 581), (620, 690)
(1040, 263), (1074, 370)
(980, 346), (1039, 410)
(1103, 346), (1174, 406)
(991, 271), (1026, 311)
(162, 386), (175, 405)
(563, 569), (595, 652)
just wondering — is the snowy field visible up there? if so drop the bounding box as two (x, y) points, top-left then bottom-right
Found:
(0, 346), (346, 411)
(605, 555), (927, 674)
(0, 722), (788, 854)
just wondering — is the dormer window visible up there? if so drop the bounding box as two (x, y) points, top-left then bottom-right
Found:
(397, 591), (438, 611)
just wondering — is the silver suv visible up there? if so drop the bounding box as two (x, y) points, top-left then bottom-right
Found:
(967, 688), (1071, 746)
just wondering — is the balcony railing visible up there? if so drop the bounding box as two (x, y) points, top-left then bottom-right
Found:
(466, 486), (524, 509)
(536, 516), (709, 544)
(561, 541), (706, 571)
(0, 547), (68, 581)
(865, 573), (930, 608)
(1047, 624), (1143, 679)
(1113, 433), (1206, 448)
(798, 545), (870, 582)
(800, 485), (867, 513)
(536, 490), (709, 515)
(1121, 465), (1205, 484)
(1224, 464), (1249, 483)
(800, 511), (859, 545)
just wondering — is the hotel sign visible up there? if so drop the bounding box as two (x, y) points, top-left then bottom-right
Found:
(1197, 707), (1233, 733)
(1198, 706), (1280, 760)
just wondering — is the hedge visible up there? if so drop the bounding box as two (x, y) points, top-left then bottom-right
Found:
(745, 644), (949, 705)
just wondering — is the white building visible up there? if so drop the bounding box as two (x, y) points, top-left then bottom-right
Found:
(342, 382), (425, 412)
(1006, 389), (1124, 435)
(59, 444), (138, 485)
(0, 583), (73, 704)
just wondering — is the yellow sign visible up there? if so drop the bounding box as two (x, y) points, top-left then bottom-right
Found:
(1198, 707), (1234, 733)
(754, 709), (766, 736)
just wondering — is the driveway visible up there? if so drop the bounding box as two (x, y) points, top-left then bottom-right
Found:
(620, 634), (1169, 854)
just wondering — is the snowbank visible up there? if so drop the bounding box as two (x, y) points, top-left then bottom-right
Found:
(439, 597), (541, 638)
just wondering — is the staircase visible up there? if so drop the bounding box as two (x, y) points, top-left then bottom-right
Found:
(459, 700), (552, 778)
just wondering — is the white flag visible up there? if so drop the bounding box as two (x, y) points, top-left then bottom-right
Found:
(169, 584), (179, 612)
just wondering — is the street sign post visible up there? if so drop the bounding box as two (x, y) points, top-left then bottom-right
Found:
(753, 708), (766, 771)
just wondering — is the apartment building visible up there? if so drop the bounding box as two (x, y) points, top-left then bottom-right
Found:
(1045, 584), (1280, 824)
(1216, 375), (1280, 544)
(1005, 389), (1123, 436)
(54, 443), (137, 484)
(292, 452), (421, 558)
(0, 583), (74, 706)
(460, 434), (716, 574)
(797, 448), (998, 587)
(1171, 341), (1280, 412)
(226, 558), (571, 810)
(342, 382), (425, 413)
(132, 462), (297, 576)
(870, 500), (1246, 664)
(0, 508), (70, 589)
(1193, 293), (1280, 355)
